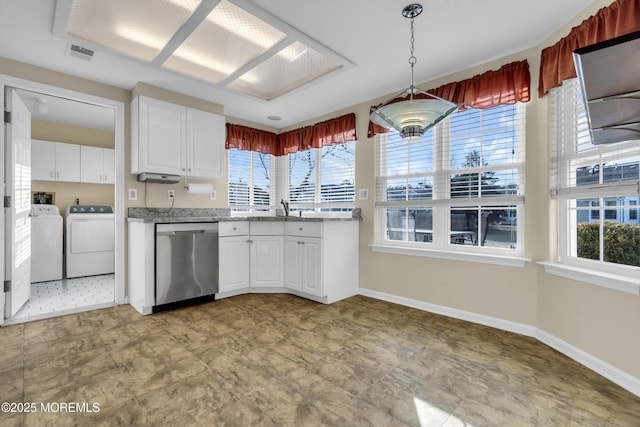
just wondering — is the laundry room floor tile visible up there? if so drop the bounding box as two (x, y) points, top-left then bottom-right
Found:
(6, 274), (115, 324)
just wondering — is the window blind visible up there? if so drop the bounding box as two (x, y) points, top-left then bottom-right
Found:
(376, 104), (525, 207)
(288, 141), (355, 210)
(228, 148), (273, 209)
(551, 79), (640, 199)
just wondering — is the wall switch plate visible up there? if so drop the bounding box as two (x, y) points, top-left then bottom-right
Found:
(210, 191), (216, 201)
(128, 188), (137, 201)
(358, 188), (369, 200)
(168, 190), (175, 200)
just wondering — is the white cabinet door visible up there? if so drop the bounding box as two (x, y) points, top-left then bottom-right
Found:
(301, 237), (322, 296)
(132, 96), (224, 178)
(284, 236), (304, 291)
(186, 108), (225, 179)
(81, 147), (115, 184)
(31, 139), (55, 181)
(103, 148), (115, 184)
(284, 235), (323, 296)
(250, 235), (283, 288)
(80, 145), (103, 183)
(135, 96), (185, 175)
(54, 142), (80, 182)
(219, 235), (250, 292)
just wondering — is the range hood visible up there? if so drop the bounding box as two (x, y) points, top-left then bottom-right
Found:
(573, 30), (640, 145)
(137, 172), (181, 184)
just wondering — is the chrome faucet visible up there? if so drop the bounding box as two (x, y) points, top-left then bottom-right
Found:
(280, 199), (290, 216)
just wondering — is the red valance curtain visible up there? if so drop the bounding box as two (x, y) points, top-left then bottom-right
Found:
(226, 113), (357, 156)
(368, 60), (531, 138)
(226, 124), (278, 154)
(538, 0), (640, 97)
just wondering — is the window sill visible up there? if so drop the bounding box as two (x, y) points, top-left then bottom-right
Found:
(370, 243), (529, 267)
(539, 262), (640, 296)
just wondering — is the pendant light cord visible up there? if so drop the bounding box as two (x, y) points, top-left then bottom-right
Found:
(408, 15), (417, 100)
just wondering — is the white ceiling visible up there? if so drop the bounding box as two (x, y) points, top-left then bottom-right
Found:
(0, 0), (595, 131)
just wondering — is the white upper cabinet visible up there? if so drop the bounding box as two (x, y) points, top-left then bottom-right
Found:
(81, 146), (115, 184)
(31, 139), (80, 182)
(131, 95), (225, 179)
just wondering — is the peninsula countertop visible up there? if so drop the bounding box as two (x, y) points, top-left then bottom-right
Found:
(126, 207), (362, 224)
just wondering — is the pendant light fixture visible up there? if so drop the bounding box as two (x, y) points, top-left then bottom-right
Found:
(370, 4), (461, 141)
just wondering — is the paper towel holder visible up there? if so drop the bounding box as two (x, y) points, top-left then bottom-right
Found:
(184, 183), (214, 194)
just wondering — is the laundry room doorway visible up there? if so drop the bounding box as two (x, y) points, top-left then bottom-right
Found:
(1, 76), (126, 325)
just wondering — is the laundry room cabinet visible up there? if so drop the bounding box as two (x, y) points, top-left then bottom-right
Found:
(31, 139), (80, 182)
(80, 146), (115, 184)
(130, 96), (225, 179)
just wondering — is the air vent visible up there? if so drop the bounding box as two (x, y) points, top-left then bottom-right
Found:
(67, 43), (94, 61)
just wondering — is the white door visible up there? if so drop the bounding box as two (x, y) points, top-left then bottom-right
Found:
(55, 142), (80, 182)
(4, 87), (31, 318)
(219, 236), (250, 292)
(301, 237), (323, 297)
(80, 145), (104, 183)
(31, 139), (55, 181)
(250, 236), (283, 288)
(187, 108), (224, 179)
(284, 237), (303, 291)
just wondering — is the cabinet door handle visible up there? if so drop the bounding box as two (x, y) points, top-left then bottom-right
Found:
(49, 171), (54, 178)
(298, 227), (303, 231)
(56, 171), (60, 178)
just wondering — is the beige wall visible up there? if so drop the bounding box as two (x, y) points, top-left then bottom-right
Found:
(352, 0), (640, 382)
(31, 120), (115, 213)
(1, 0), (637, 385)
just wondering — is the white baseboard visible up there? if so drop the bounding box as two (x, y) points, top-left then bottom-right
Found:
(359, 288), (640, 398)
(358, 288), (536, 337)
(536, 329), (640, 397)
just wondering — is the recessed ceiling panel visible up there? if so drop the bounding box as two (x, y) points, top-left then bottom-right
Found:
(68, 0), (200, 61)
(228, 41), (343, 100)
(163, 0), (286, 83)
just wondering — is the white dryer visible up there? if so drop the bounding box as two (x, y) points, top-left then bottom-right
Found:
(65, 204), (115, 278)
(31, 204), (63, 282)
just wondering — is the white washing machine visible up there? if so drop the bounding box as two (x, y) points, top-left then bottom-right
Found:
(31, 204), (63, 283)
(65, 204), (115, 278)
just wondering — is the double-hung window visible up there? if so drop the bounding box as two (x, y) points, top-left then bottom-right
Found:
(228, 149), (274, 212)
(288, 141), (355, 213)
(551, 78), (640, 273)
(376, 103), (526, 257)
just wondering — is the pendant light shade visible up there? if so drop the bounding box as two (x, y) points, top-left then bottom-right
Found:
(370, 4), (461, 141)
(370, 95), (459, 141)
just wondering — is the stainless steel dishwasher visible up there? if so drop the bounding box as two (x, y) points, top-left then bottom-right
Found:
(154, 222), (218, 311)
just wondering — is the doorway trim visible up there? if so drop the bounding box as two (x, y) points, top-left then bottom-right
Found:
(1, 74), (127, 324)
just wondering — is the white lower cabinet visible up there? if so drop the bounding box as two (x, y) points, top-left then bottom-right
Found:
(250, 235), (284, 287)
(219, 235), (250, 292)
(218, 222), (250, 293)
(284, 236), (321, 295)
(218, 221), (284, 292)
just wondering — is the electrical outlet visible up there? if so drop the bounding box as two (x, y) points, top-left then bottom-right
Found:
(210, 191), (216, 201)
(128, 188), (137, 201)
(168, 190), (175, 200)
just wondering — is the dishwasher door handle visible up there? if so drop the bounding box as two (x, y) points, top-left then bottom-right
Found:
(172, 230), (206, 235)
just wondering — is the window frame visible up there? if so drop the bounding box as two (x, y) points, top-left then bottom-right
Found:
(549, 78), (640, 291)
(373, 103), (527, 264)
(227, 148), (276, 213)
(287, 140), (356, 214)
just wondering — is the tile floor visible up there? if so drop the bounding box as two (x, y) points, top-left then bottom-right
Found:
(1, 293), (639, 426)
(6, 274), (115, 325)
